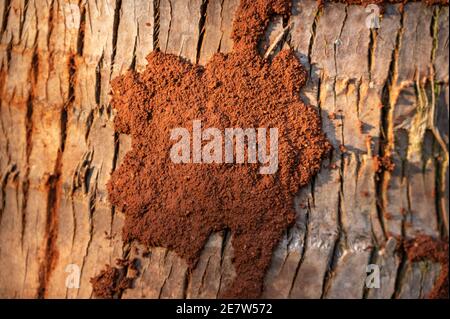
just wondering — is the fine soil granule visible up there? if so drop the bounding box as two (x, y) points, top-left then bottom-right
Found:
(90, 0), (449, 298)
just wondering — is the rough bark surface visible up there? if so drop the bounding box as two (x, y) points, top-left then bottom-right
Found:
(0, 0), (448, 298)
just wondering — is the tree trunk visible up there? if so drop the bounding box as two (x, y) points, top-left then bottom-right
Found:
(0, 0), (448, 298)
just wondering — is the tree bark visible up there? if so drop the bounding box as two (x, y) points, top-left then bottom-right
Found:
(0, 0), (448, 298)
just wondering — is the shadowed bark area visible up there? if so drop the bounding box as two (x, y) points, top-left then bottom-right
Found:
(0, 0), (448, 298)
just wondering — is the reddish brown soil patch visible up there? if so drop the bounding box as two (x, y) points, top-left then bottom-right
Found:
(93, 0), (332, 298)
(404, 235), (449, 299)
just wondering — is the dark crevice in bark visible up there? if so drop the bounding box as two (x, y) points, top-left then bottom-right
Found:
(84, 109), (94, 142)
(199, 256), (212, 295)
(393, 154), (413, 299)
(307, 6), (321, 76)
(430, 8), (447, 239)
(390, 8), (413, 298)
(432, 135), (445, 237)
(109, 132), (120, 261)
(37, 168), (60, 298)
(375, 42), (400, 242)
(217, 0), (225, 53)
(95, 53), (103, 107)
(76, 2), (86, 56)
(335, 6), (347, 145)
(320, 155), (344, 299)
(4, 41), (12, 70)
(0, 0), (11, 37)
(217, 229), (231, 296)
(355, 82), (361, 130)
(0, 165), (16, 225)
(219, 229), (230, 268)
(76, 197), (94, 298)
(196, 0), (209, 64)
(111, 132), (119, 173)
(46, 0), (55, 50)
(181, 260), (189, 299)
(435, 148), (448, 237)
(392, 244), (407, 298)
(430, 6), (440, 63)
(129, 35), (138, 71)
(109, 202), (116, 246)
(19, 0), (30, 41)
(109, 131), (120, 250)
(153, 0), (160, 50)
(110, 0), (122, 76)
(20, 96), (33, 251)
(77, 164), (99, 297)
(433, 84), (449, 236)
(320, 217), (341, 298)
(69, 190), (77, 252)
(316, 76), (322, 117)
(288, 197), (311, 297)
(158, 250), (173, 298)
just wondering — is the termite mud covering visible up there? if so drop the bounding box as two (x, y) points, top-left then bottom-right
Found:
(91, 0), (331, 298)
(91, 0), (448, 298)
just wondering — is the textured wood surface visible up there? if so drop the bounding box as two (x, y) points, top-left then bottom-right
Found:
(0, 0), (448, 298)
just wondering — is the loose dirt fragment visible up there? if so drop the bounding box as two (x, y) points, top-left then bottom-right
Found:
(403, 235), (449, 299)
(373, 155), (395, 173)
(90, 259), (138, 299)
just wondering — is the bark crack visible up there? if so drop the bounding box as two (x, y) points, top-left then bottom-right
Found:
(217, 0), (225, 52)
(164, 0), (173, 53)
(153, 0), (160, 50)
(0, 0), (11, 38)
(288, 197), (311, 297)
(196, 0), (209, 64)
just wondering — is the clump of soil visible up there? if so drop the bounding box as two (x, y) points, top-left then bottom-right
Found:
(90, 259), (138, 299)
(95, 0), (331, 299)
(91, 0), (449, 300)
(403, 235), (449, 299)
(373, 155), (395, 173)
